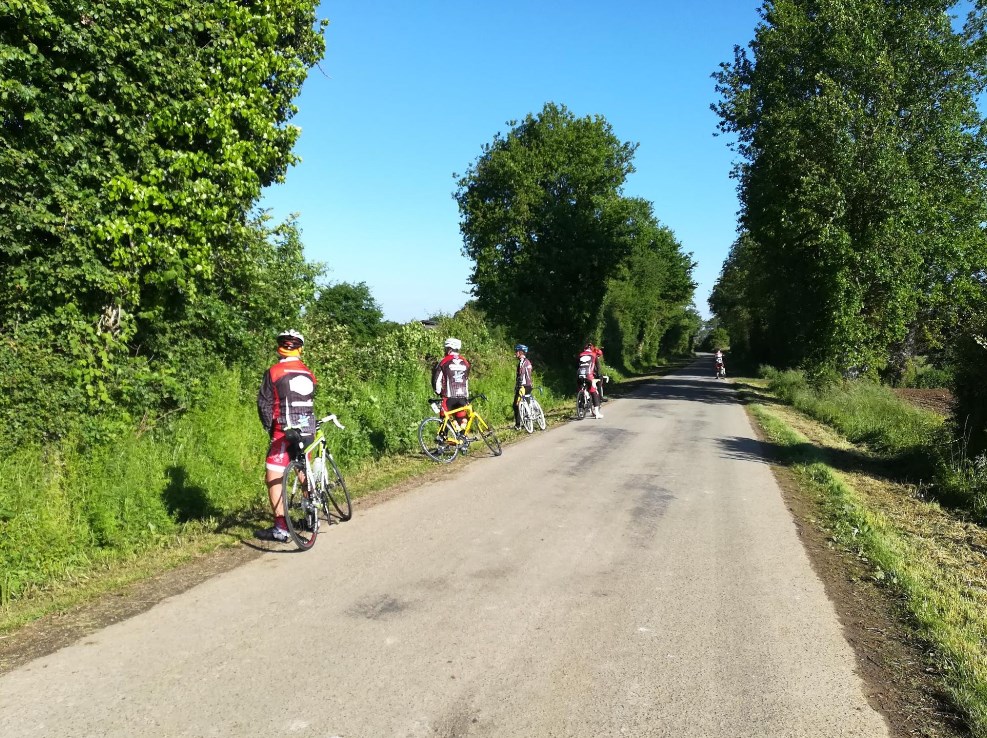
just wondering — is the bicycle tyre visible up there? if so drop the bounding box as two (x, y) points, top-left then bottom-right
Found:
(519, 400), (534, 433)
(418, 417), (460, 463)
(478, 417), (503, 456)
(321, 453), (352, 522)
(576, 390), (588, 420)
(281, 460), (318, 550)
(531, 398), (547, 430)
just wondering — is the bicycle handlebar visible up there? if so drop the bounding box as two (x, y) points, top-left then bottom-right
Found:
(318, 414), (345, 430)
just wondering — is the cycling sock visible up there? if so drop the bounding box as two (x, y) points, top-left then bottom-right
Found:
(275, 515), (287, 530)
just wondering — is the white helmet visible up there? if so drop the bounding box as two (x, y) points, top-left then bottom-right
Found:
(277, 329), (305, 347)
(444, 337), (462, 351)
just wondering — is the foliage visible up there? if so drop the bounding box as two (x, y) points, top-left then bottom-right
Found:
(711, 1), (987, 376)
(949, 313), (987, 457)
(455, 102), (695, 361)
(1, 0), (326, 427)
(598, 199), (698, 370)
(311, 281), (386, 343)
(700, 326), (731, 353)
(763, 367), (942, 460)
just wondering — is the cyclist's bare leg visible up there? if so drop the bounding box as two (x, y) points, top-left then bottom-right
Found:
(266, 470), (286, 519)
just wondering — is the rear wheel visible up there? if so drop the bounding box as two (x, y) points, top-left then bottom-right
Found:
(418, 417), (460, 463)
(478, 417), (503, 456)
(531, 398), (546, 430)
(320, 453), (352, 523)
(281, 460), (317, 550)
(519, 400), (534, 433)
(576, 389), (588, 419)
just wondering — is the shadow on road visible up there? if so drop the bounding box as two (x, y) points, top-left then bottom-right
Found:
(716, 435), (910, 481)
(626, 376), (738, 406)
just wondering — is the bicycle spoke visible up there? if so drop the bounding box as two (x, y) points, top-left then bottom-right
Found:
(320, 453), (352, 523)
(418, 417), (459, 463)
(281, 460), (317, 550)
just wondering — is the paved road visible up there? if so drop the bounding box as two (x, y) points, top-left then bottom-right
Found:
(0, 360), (889, 737)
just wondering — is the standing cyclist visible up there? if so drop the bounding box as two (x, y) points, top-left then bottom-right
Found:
(513, 344), (533, 430)
(577, 342), (603, 419)
(257, 329), (317, 542)
(433, 337), (471, 441)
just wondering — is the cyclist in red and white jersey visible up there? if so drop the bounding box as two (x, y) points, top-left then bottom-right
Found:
(257, 329), (317, 542)
(577, 342), (604, 419)
(432, 337), (471, 439)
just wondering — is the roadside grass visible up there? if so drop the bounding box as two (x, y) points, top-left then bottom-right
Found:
(762, 368), (944, 460)
(747, 400), (987, 738)
(0, 363), (579, 634)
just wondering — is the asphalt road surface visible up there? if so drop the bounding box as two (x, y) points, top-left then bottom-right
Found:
(0, 360), (889, 737)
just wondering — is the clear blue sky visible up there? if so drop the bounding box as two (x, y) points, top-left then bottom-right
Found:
(261, 1), (765, 323)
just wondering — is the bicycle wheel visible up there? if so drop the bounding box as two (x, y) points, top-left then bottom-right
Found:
(531, 398), (547, 430)
(576, 390), (588, 419)
(281, 460), (318, 550)
(519, 400), (534, 433)
(320, 453), (352, 523)
(418, 417), (460, 463)
(477, 416), (503, 456)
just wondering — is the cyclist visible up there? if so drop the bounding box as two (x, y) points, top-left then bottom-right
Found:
(715, 349), (725, 378)
(432, 337), (471, 441)
(577, 342), (603, 419)
(513, 344), (533, 430)
(257, 329), (317, 542)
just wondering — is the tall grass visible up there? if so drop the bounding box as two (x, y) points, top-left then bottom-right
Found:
(763, 367), (943, 458)
(0, 315), (574, 608)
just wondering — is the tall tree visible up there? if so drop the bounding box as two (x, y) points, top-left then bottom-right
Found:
(1, 0), (326, 401)
(713, 0), (987, 376)
(454, 102), (639, 358)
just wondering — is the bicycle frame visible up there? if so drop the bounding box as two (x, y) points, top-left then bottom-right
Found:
(289, 415), (345, 490)
(431, 401), (490, 437)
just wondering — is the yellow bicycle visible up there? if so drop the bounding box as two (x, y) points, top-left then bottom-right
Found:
(418, 394), (503, 463)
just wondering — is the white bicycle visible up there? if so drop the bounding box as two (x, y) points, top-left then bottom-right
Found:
(518, 389), (547, 433)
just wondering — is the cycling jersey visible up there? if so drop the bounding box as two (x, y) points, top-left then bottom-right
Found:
(577, 349), (598, 380)
(258, 357), (318, 437)
(433, 352), (470, 398)
(516, 356), (533, 390)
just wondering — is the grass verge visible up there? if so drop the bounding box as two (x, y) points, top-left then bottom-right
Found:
(748, 401), (987, 737)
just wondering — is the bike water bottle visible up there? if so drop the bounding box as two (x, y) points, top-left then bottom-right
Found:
(311, 457), (325, 482)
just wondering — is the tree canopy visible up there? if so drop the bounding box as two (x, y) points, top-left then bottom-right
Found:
(455, 102), (696, 364)
(1, 0), (326, 438)
(711, 0), (987, 378)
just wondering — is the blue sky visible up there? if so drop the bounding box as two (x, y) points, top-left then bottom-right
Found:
(261, 1), (766, 322)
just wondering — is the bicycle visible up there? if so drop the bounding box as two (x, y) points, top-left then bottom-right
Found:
(281, 414), (352, 550)
(517, 387), (546, 433)
(418, 394), (503, 463)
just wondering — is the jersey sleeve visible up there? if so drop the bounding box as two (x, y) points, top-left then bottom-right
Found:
(257, 370), (275, 433)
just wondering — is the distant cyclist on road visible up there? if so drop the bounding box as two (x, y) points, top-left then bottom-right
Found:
(513, 344), (533, 431)
(577, 342), (603, 419)
(257, 329), (318, 543)
(433, 337), (471, 441)
(715, 349), (725, 378)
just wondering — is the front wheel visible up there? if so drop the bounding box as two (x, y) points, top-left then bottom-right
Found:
(282, 460), (318, 550)
(478, 417), (503, 456)
(320, 453), (352, 523)
(531, 398), (547, 430)
(519, 400), (534, 433)
(418, 417), (459, 463)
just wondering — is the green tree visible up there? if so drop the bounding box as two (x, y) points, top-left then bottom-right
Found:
(454, 102), (639, 358)
(1, 0), (326, 403)
(712, 0), (987, 376)
(311, 281), (386, 343)
(599, 199), (696, 369)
